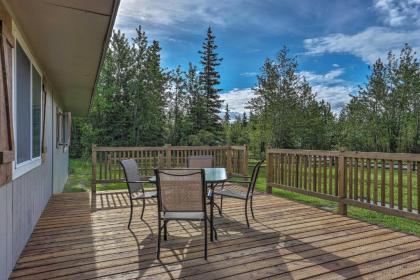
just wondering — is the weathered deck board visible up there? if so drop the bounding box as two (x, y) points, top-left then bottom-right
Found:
(10, 185), (420, 280)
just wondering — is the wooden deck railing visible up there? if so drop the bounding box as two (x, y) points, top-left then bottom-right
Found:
(266, 149), (420, 221)
(91, 144), (248, 193)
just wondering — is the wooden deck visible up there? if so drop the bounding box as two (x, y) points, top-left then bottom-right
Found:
(10, 185), (420, 280)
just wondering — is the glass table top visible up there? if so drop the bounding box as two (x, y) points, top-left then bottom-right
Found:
(149, 168), (227, 183)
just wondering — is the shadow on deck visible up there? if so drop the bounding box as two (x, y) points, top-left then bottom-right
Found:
(10, 185), (420, 279)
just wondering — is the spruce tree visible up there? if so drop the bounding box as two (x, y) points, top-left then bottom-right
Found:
(224, 104), (230, 123)
(186, 62), (205, 134)
(198, 26), (223, 142)
(168, 66), (188, 145)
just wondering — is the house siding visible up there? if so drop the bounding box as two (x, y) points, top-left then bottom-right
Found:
(53, 104), (69, 194)
(0, 68), (68, 280)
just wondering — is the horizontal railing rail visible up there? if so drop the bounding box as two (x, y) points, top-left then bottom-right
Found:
(266, 148), (420, 222)
(91, 144), (248, 193)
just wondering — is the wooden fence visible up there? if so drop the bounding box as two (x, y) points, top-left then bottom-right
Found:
(91, 144), (248, 193)
(266, 149), (420, 221)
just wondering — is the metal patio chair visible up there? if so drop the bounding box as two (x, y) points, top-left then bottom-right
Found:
(214, 160), (264, 227)
(154, 168), (210, 259)
(187, 155), (223, 215)
(120, 159), (157, 229)
(187, 155), (214, 168)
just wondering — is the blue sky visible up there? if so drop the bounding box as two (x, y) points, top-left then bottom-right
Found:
(115, 0), (420, 115)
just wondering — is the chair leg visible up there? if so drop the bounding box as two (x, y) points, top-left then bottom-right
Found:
(164, 220), (168, 241)
(220, 196), (223, 215)
(140, 199), (146, 220)
(245, 200), (250, 228)
(204, 218), (208, 260)
(157, 218), (162, 259)
(128, 200), (133, 229)
(250, 197), (255, 220)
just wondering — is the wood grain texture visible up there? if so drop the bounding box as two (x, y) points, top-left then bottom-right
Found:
(11, 186), (420, 280)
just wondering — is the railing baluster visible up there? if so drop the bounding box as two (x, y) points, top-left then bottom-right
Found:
(390, 160), (394, 208)
(381, 159), (385, 206)
(313, 156), (317, 192)
(367, 159), (371, 203)
(417, 161), (420, 213)
(323, 155), (327, 193)
(398, 160), (403, 210)
(354, 158), (358, 200)
(348, 158), (353, 199)
(328, 156), (333, 194)
(408, 161), (413, 212)
(360, 159), (365, 202)
(374, 159), (378, 205)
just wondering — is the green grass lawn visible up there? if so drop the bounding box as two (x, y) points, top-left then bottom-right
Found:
(65, 158), (420, 236)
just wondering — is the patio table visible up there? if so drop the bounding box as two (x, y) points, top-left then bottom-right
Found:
(149, 167), (227, 241)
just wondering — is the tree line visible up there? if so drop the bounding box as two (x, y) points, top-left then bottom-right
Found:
(70, 26), (420, 158)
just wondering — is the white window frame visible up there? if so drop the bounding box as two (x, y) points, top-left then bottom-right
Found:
(12, 38), (43, 179)
(56, 110), (71, 151)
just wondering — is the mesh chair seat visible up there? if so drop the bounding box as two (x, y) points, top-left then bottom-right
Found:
(120, 159), (156, 228)
(187, 156), (214, 168)
(131, 191), (157, 200)
(214, 188), (250, 200)
(214, 160), (264, 228)
(155, 168), (210, 259)
(162, 211), (205, 220)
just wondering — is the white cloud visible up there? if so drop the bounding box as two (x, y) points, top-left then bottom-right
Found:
(304, 26), (420, 64)
(374, 0), (420, 27)
(299, 68), (355, 112)
(312, 85), (354, 112)
(240, 72), (257, 77)
(303, 0), (420, 64)
(332, 63), (340, 67)
(300, 68), (345, 84)
(116, 0), (228, 28)
(219, 69), (355, 115)
(220, 88), (254, 114)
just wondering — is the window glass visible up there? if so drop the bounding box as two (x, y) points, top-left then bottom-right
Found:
(32, 66), (41, 158)
(16, 42), (31, 164)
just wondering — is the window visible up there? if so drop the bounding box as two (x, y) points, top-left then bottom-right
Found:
(15, 41), (42, 168)
(56, 110), (71, 149)
(32, 66), (41, 158)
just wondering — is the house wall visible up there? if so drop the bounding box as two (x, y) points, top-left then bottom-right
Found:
(53, 103), (69, 194)
(0, 13), (69, 280)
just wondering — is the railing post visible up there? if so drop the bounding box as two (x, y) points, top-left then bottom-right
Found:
(226, 146), (232, 176)
(243, 144), (249, 176)
(338, 150), (347, 215)
(166, 144), (172, 168)
(266, 148), (273, 194)
(91, 144), (97, 194)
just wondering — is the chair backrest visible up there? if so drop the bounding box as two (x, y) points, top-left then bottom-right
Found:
(187, 156), (214, 168)
(155, 169), (206, 213)
(248, 160), (264, 195)
(120, 159), (144, 193)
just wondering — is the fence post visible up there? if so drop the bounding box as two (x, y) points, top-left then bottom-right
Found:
(338, 150), (347, 215)
(243, 144), (249, 176)
(226, 146), (232, 176)
(166, 144), (172, 168)
(266, 148), (273, 194)
(91, 144), (97, 194)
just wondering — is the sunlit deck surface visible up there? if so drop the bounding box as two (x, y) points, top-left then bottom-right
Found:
(11, 185), (420, 280)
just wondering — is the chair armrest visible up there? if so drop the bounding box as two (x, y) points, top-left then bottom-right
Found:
(228, 175), (251, 179)
(123, 180), (150, 184)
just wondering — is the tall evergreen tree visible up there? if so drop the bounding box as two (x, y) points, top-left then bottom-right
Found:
(198, 26), (223, 142)
(185, 62), (205, 135)
(92, 30), (134, 147)
(224, 104), (230, 123)
(249, 46), (335, 150)
(168, 66), (188, 145)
